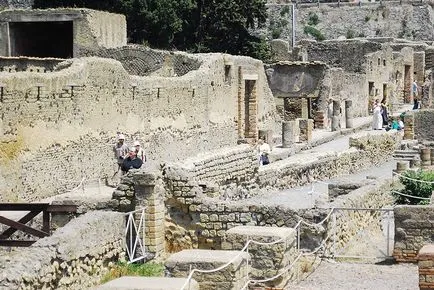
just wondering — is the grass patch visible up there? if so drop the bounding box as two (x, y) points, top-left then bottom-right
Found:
(101, 262), (164, 284)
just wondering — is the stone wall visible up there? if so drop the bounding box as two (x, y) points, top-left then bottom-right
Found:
(81, 45), (202, 77)
(0, 57), (66, 72)
(0, 211), (124, 289)
(0, 50), (279, 202)
(258, 131), (401, 189)
(417, 244), (434, 290)
(325, 179), (395, 257)
(414, 109), (434, 141)
(0, 0), (33, 9)
(263, 3), (434, 43)
(393, 205), (434, 262)
(0, 9), (127, 58)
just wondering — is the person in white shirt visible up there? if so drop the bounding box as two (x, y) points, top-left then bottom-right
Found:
(133, 141), (146, 162)
(257, 139), (271, 165)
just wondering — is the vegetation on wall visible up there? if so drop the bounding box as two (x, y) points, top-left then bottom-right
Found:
(33, 0), (271, 61)
(303, 11), (324, 41)
(393, 170), (434, 205)
(100, 262), (164, 284)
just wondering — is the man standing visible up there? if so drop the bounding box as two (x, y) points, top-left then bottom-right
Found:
(133, 141), (146, 162)
(121, 147), (143, 173)
(113, 134), (129, 170)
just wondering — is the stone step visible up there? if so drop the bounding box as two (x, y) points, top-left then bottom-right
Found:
(165, 249), (249, 290)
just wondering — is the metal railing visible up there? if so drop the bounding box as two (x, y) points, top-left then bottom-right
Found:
(125, 208), (146, 264)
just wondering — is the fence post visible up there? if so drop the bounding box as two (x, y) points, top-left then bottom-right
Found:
(332, 210), (336, 257)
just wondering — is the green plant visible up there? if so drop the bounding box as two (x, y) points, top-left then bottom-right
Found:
(304, 25), (325, 41)
(271, 27), (283, 39)
(307, 12), (319, 26)
(393, 170), (434, 205)
(280, 5), (290, 16)
(364, 15), (371, 22)
(101, 262), (164, 284)
(358, 32), (366, 37)
(346, 29), (355, 39)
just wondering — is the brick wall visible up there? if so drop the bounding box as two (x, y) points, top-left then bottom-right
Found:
(418, 244), (434, 290)
(393, 205), (434, 262)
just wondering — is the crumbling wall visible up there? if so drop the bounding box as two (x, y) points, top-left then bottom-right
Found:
(0, 211), (124, 290)
(393, 205), (434, 262)
(0, 51), (279, 202)
(414, 109), (434, 141)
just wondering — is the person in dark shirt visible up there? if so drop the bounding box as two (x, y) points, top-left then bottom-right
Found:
(121, 147), (143, 173)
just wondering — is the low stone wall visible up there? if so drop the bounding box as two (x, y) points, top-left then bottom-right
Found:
(0, 211), (124, 290)
(324, 178), (395, 257)
(393, 205), (434, 262)
(222, 226), (298, 288)
(414, 109), (434, 142)
(163, 144), (259, 200)
(417, 244), (434, 290)
(259, 131), (401, 189)
(165, 249), (249, 290)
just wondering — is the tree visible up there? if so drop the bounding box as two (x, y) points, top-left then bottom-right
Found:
(394, 170), (434, 205)
(33, 0), (270, 60)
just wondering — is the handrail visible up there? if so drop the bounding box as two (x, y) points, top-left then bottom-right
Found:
(391, 190), (432, 200)
(392, 171), (434, 184)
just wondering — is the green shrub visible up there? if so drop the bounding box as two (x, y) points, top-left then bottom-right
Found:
(101, 262), (164, 284)
(304, 25), (325, 41)
(364, 15), (371, 22)
(346, 29), (355, 39)
(394, 170), (434, 205)
(307, 12), (319, 26)
(271, 27), (283, 39)
(280, 6), (290, 16)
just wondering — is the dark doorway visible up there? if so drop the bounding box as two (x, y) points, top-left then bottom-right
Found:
(9, 21), (73, 58)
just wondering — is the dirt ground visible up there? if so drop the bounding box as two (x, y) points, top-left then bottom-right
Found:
(287, 259), (419, 290)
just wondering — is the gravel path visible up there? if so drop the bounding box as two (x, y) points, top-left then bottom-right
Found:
(288, 260), (418, 290)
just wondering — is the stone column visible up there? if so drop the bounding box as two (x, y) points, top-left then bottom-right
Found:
(314, 110), (325, 129)
(299, 118), (313, 142)
(403, 113), (414, 140)
(331, 100), (341, 132)
(417, 245), (434, 290)
(394, 161), (408, 174)
(282, 120), (298, 147)
(431, 148), (434, 165)
(420, 148), (431, 169)
(345, 100), (353, 128)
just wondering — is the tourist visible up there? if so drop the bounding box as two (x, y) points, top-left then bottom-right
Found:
(412, 80), (419, 110)
(134, 141), (146, 161)
(257, 138), (271, 166)
(121, 147), (143, 173)
(372, 99), (383, 130)
(380, 98), (389, 126)
(391, 118), (400, 130)
(113, 134), (129, 169)
(398, 118), (404, 130)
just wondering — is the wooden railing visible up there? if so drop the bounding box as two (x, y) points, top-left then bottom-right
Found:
(0, 203), (77, 247)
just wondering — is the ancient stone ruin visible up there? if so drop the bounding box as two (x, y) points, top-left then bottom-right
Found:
(0, 4), (433, 290)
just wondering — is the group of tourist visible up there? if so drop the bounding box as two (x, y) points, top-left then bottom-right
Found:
(113, 134), (146, 173)
(372, 99), (405, 131)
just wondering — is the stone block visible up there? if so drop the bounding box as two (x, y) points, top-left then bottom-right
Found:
(96, 276), (199, 290)
(165, 249), (249, 290)
(222, 226), (297, 288)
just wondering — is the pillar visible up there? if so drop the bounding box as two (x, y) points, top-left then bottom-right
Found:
(345, 100), (353, 128)
(331, 100), (341, 132)
(298, 118), (313, 142)
(282, 121), (298, 148)
(403, 113), (414, 140)
(420, 148), (431, 169)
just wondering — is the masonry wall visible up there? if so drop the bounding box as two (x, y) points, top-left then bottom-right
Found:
(414, 109), (434, 141)
(263, 3), (434, 43)
(0, 51), (279, 202)
(258, 131), (401, 189)
(393, 205), (434, 262)
(0, 211), (124, 290)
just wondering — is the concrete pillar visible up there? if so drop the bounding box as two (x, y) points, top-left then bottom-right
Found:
(331, 100), (341, 132)
(282, 120), (298, 147)
(345, 100), (354, 128)
(314, 110), (325, 129)
(301, 98), (308, 118)
(395, 161), (409, 173)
